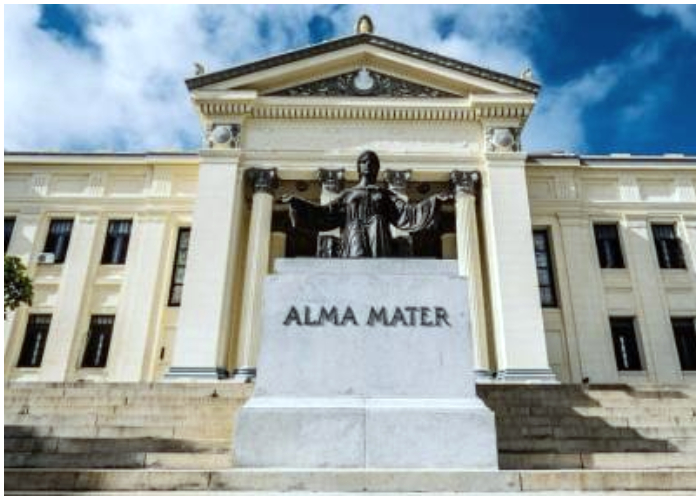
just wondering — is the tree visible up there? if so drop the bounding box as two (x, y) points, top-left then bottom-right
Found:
(4, 255), (33, 316)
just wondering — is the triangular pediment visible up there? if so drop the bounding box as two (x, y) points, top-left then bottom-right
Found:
(265, 69), (460, 98)
(187, 34), (539, 98)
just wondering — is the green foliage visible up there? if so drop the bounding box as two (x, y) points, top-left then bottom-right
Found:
(4, 255), (33, 315)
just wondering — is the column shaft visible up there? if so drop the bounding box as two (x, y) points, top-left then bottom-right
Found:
(481, 155), (555, 381)
(111, 214), (169, 381)
(624, 218), (683, 383)
(169, 153), (242, 379)
(233, 168), (277, 380)
(40, 213), (101, 381)
(452, 171), (490, 377)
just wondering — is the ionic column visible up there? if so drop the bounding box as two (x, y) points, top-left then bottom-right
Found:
(451, 171), (490, 379)
(233, 168), (278, 381)
(168, 150), (243, 380)
(386, 170), (412, 245)
(318, 168), (345, 204)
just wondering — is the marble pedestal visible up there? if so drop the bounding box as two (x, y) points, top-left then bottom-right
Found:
(234, 259), (498, 469)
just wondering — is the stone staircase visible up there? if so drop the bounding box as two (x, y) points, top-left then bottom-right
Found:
(4, 382), (696, 493)
(477, 384), (696, 471)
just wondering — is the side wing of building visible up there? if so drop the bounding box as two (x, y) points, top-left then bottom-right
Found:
(526, 154), (696, 384)
(4, 152), (199, 382)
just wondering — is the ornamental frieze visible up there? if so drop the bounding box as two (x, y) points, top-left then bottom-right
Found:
(267, 68), (460, 98)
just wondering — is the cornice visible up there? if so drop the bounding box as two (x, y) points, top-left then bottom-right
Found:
(192, 94), (534, 123)
(186, 33), (539, 94)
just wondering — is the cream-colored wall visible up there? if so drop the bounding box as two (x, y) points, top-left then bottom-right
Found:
(4, 156), (197, 382)
(527, 161), (696, 384)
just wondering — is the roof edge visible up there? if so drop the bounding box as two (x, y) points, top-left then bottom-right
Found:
(185, 33), (540, 94)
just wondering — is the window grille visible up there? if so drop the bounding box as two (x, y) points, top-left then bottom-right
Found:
(594, 223), (624, 268)
(652, 224), (685, 269)
(610, 317), (643, 371)
(17, 314), (52, 368)
(533, 229), (557, 307)
(101, 220), (132, 265)
(168, 227), (191, 306)
(43, 219), (74, 263)
(81, 315), (115, 368)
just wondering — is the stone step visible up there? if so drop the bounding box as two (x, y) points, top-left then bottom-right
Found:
(496, 415), (696, 428)
(498, 437), (695, 453)
(4, 414), (236, 430)
(4, 451), (233, 469)
(4, 437), (230, 454)
(499, 452), (695, 470)
(491, 406), (696, 417)
(5, 424), (232, 440)
(3, 468), (695, 493)
(498, 425), (696, 440)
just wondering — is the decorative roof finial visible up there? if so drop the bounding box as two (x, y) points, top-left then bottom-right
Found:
(356, 14), (374, 34)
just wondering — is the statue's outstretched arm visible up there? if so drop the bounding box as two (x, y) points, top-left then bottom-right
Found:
(280, 194), (344, 232)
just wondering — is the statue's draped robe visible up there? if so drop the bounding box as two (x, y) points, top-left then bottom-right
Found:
(289, 185), (439, 258)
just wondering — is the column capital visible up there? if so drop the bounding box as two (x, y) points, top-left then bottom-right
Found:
(450, 170), (480, 196)
(385, 169), (412, 193)
(246, 167), (278, 194)
(317, 168), (345, 194)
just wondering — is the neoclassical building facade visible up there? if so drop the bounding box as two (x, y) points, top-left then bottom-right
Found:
(4, 24), (695, 386)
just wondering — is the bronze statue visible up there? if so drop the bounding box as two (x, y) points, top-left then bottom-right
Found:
(280, 151), (451, 258)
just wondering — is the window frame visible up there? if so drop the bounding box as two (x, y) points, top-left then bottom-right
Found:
(532, 228), (558, 308)
(101, 219), (133, 265)
(43, 218), (74, 264)
(5, 216), (16, 254)
(609, 316), (644, 372)
(671, 317), (695, 372)
(17, 314), (52, 368)
(593, 222), (625, 269)
(167, 227), (191, 307)
(651, 223), (686, 270)
(80, 314), (115, 369)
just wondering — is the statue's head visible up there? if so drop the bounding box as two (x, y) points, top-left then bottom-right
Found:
(357, 150), (380, 183)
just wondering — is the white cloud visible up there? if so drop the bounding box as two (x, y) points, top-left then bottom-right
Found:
(5, 5), (543, 152)
(523, 36), (669, 153)
(4, 5), (681, 154)
(635, 4), (695, 33)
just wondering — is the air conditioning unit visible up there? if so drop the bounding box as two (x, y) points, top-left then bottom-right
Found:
(36, 253), (56, 265)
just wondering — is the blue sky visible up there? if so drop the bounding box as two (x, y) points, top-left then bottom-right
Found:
(4, 4), (695, 155)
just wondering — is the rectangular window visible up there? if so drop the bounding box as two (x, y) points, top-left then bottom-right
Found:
(81, 315), (115, 368)
(5, 217), (16, 253)
(168, 227), (191, 307)
(101, 220), (132, 265)
(43, 219), (74, 264)
(652, 224), (686, 269)
(533, 229), (557, 307)
(594, 223), (624, 268)
(17, 314), (52, 368)
(610, 317), (643, 371)
(671, 317), (695, 371)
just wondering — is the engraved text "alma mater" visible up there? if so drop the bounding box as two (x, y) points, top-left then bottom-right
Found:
(282, 306), (451, 327)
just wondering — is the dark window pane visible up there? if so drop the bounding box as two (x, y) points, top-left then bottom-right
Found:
(652, 224), (685, 269)
(594, 223), (624, 268)
(168, 228), (191, 306)
(101, 220), (132, 265)
(43, 219), (74, 263)
(17, 315), (52, 368)
(5, 217), (16, 253)
(610, 317), (643, 371)
(81, 315), (114, 368)
(671, 317), (695, 371)
(533, 229), (557, 308)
